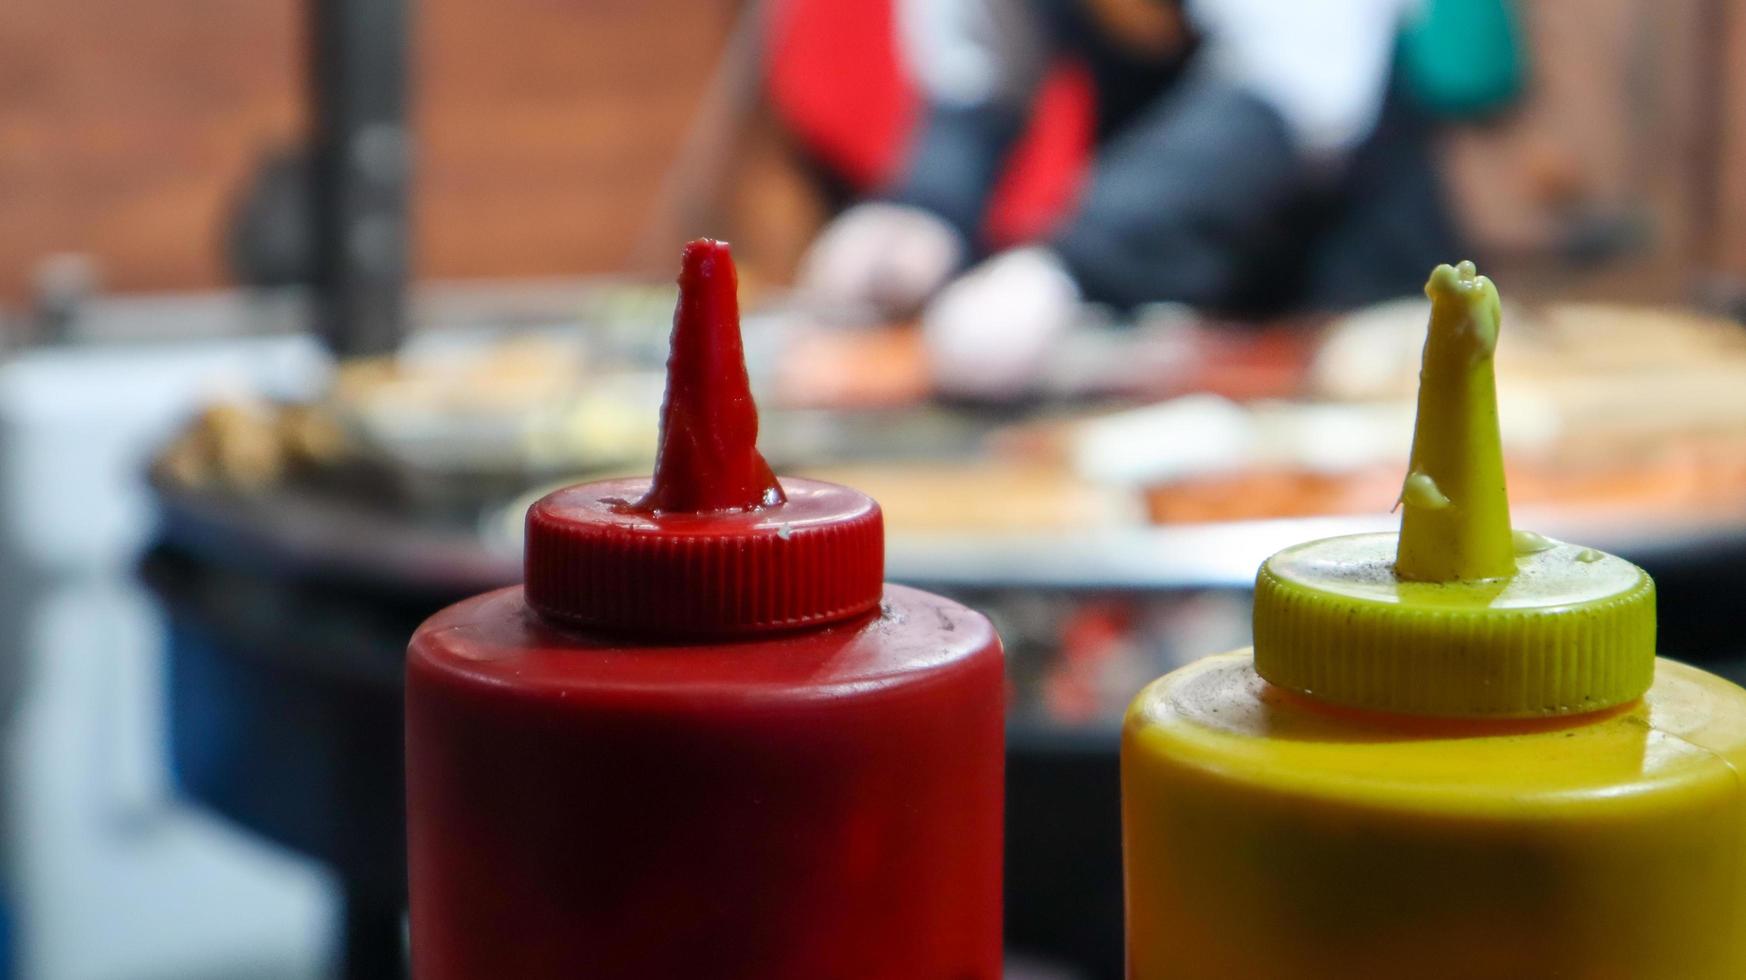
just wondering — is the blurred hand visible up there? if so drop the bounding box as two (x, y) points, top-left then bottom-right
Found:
(797, 203), (965, 321)
(921, 246), (1081, 400)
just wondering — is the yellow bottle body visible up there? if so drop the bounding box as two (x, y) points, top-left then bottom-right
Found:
(1123, 651), (1746, 980)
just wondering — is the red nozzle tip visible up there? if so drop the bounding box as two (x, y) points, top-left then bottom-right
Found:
(524, 238), (883, 633)
(636, 239), (785, 514)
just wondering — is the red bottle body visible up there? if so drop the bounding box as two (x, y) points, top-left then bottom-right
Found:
(405, 583), (1005, 979)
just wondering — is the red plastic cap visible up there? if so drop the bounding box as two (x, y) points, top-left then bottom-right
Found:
(523, 240), (884, 636)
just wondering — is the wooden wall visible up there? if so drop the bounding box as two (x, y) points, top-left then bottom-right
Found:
(0, 0), (734, 302)
(1442, 0), (1734, 301)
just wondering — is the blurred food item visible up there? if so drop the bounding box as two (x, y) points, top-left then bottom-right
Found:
(1057, 390), (1546, 489)
(331, 335), (584, 423)
(775, 305), (1311, 411)
(1524, 431), (1746, 511)
(280, 404), (350, 468)
(1038, 392), (1423, 522)
(798, 461), (1139, 533)
(1065, 395), (1416, 488)
(774, 326), (931, 408)
(154, 399), (346, 491)
(572, 283), (681, 360)
(1140, 465), (1399, 523)
(1042, 300), (1746, 525)
(1322, 299), (1746, 468)
(1025, 313), (1314, 402)
(328, 336), (663, 480)
(1536, 303), (1746, 369)
(1146, 320), (1316, 401)
(1309, 295), (1555, 400)
(153, 287), (1746, 543)
(154, 331), (662, 498)
(1305, 296), (1439, 400)
(1311, 300), (1746, 402)
(1136, 434), (1746, 526)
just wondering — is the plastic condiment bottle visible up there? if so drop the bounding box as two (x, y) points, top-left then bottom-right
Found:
(404, 240), (1005, 979)
(1122, 261), (1746, 979)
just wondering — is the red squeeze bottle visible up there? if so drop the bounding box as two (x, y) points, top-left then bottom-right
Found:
(404, 240), (1006, 979)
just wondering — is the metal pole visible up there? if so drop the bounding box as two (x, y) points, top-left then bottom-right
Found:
(308, 0), (411, 357)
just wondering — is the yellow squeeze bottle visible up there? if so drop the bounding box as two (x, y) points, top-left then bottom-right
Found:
(1122, 262), (1746, 979)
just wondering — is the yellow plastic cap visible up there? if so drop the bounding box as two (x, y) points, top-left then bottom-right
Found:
(1252, 262), (1658, 718)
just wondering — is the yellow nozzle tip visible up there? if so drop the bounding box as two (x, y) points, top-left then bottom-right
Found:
(1423, 262), (1501, 349)
(1426, 258), (1479, 290)
(1425, 261), (1463, 296)
(1395, 261), (1514, 583)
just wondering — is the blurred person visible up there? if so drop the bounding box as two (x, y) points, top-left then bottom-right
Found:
(798, 0), (1521, 398)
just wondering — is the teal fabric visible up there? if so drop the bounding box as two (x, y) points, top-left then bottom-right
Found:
(1398, 0), (1526, 117)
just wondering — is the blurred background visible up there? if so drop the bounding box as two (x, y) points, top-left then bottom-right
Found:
(3, 0), (1746, 977)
